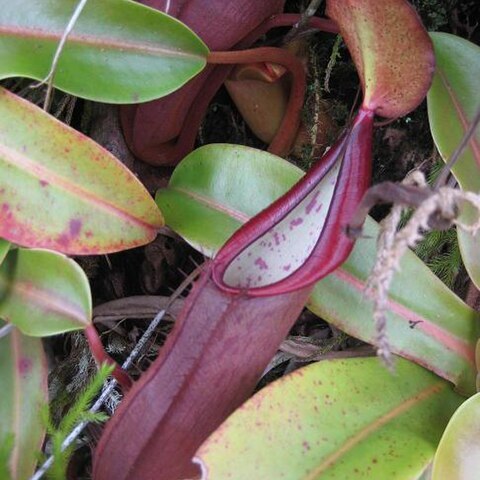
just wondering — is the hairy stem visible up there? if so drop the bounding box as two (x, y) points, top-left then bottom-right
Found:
(208, 47), (307, 157)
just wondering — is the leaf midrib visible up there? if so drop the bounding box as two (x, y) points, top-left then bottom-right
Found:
(438, 69), (480, 170)
(0, 25), (206, 61)
(0, 275), (89, 329)
(0, 140), (158, 231)
(302, 382), (445, 479)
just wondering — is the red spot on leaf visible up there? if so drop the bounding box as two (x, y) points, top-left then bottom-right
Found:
(69, 219), (82, 237)
(254, 257), (268, 270)
(56, 233), (71, 248)
(290, 218), (303, 228)
(18, 357), (32, 377)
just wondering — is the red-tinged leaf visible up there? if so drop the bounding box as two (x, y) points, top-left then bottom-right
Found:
(0, 328), (48, 480)
(0, 87), (163, 254)
(196, 358), (463, 480)
(427, 33), (480, 290)
(212, 108), (373, 296)
(121, 0), (285, 165)
(326, 0), (434, 118)
(0, 248), (91, 336)
(309, 219), (478, 395)
(432, 392), (480, 479)
(156, 144), (478, 394)
(94, 263), (311, 480)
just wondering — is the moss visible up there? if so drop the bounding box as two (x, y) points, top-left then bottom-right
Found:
(411, 0), (457, 31)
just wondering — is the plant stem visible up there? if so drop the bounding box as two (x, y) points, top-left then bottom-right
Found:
(84, 324), (132, 391)
(208, 47), (307, 157)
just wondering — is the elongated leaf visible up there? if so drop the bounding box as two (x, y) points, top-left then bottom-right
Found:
(432, 392), (480, 479)
(427, 33), (480, 289)
(156, 144), (479, 394)
(0, 248), (91, 336)
(196, 357), (463, 480)
(0, 0), (208, 103)
(0, 240), (9, 265)
(0, 88), (163, 254)
(326, 0), (434, 118)
(0, 328), (48, 480)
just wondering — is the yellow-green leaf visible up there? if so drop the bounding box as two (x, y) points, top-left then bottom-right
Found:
(197, 358), (462, 480)
(432, 392), (480, 480)
(0, 88), (163, 254)
(0, 248), (91, 336)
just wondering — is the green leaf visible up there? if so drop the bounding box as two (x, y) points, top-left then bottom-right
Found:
(0, 0), (208, 103)
(0, 240), (9, 266)
(196, 357), (463, 480)
(432, 391), (480, 479)
(156, 144), (479, 394)
(427, 33), (480, 290)
(0, 328), (48, 480)
(326, 0), (434, 118)
(0, 248), (91, 336)
(0, 433), (14, 480)
(0, 88), (163, 254)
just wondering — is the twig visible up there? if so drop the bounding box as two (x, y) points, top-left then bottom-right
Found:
(364, 172), (480, 367)
(31, 0), (89, 112)
(30, 265), (203, 480)
(283, 0), (324, 44)
(0, 323), (13, 339)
